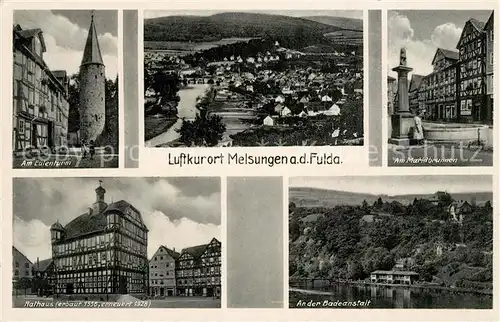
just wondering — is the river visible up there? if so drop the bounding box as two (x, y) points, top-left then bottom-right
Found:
(289, 283), (492, 309)
(146, 84), (208, 147)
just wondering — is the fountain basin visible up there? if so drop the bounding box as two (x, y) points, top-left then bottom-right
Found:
(423, 122), (490, 144)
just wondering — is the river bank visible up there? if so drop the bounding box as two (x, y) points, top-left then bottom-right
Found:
(145, 84), (209, 147)
(290, 279), (493, 296)
(289, 283), (493, 309)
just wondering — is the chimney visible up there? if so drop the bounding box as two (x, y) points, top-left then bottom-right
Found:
(37, 257), (39, 268)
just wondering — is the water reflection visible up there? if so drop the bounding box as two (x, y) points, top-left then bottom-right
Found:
(290, 282), (492, 309)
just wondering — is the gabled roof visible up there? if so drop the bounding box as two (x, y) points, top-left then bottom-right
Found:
(17, 27), (41, 39)
(409, 74), (424, 92)
(181, 244), (209, 259)
(159, 245), (180, 260)
(484, 11), (494, 31)
(431, 48), (459, 65)
(457, 200), (472, 208)
(52, 70), (67, 79)
(34, 258), (53, 272)
(13, 25), (47, 53)
(469, 18), (486, 31)
(63, 211), (106, 239)
(62, 200), (144, 240)
(12, 246), (33, 265)
(81, 14), (104, 66)
(457, 18), (486, 49)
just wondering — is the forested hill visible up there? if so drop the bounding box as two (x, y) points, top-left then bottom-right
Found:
(289, 193), (493, 290)
(289, 187), (493, 208)
(144, 12), (343, 47)
(301, 16), (363, 31)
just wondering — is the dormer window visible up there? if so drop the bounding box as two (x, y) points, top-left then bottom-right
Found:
(34, 35), (42, 56)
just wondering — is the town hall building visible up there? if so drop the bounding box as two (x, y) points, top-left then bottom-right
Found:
(50, 181), (149, 299)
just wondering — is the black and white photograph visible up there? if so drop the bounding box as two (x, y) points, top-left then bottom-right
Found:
(387, 10), (494, 167)
(12, 177), (221, 308)
(12, 10), (119, 168)
(143, 10), (364, 147)
(289, 176), (493, 309)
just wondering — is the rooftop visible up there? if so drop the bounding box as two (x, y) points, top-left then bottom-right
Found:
(409, 74), (424, 92)
(81, 13), (104, 66)
(371, 270), (419, 276)
(181, 244), (209, 259)
(438, 48), (459, 61)
(469, 18), (486, 31)
(34, 258), (53, 272)
(159, 246), (181, 260)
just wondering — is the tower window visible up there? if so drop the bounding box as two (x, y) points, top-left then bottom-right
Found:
(95, 114), (98, 121)
(95, 75), (97, 79)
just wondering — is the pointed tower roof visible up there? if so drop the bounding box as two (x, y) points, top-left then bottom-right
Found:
(81, 11), (104, 66)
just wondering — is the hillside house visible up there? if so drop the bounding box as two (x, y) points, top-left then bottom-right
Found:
(275, 95), (285, 103)
(263, 115), (275, 126)
(321, 95), (332, 102)
(274, 103), (284, 114)
(280, 106), (292, 117)
(448, 200), (473, 223)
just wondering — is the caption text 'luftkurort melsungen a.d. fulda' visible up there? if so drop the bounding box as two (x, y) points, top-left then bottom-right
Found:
(167, 152), (341, 168)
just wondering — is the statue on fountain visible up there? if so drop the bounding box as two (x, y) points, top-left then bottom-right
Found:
(399, 48), (407, 67)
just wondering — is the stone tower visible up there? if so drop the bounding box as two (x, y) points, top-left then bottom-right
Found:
(79, 12), (105, 143)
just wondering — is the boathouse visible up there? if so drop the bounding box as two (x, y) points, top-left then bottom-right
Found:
(370, 270), (419, 285)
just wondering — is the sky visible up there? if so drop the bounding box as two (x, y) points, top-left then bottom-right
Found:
(13, 177), (221, 263)
(14, 10), (118, 80)
(290, 175), (492, 196)
(388, 10), (492, 77)
(144, 10), (363, 20)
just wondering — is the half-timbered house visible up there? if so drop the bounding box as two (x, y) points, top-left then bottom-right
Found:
(13, 25), (69, 153)
(408, 74), (424, 114)
(50, 181), (149, 299)
(32, 258), (55, 296)
(176, 238), (221, 297)
(484, 12), (494, 124)
(457, 18), (487, 122)
(420, 48), (459, 120)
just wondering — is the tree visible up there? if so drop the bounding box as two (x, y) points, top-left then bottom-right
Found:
(290, 218), (301, 242)
(67, 74), (80, 134)
(16, 277), (32, 296)
(436, 191), (453, 206)
(152, 72), (180, 100)
(347, 260), (364, 280)
(177, 114), (226, 147)
(374, 197), (383, 208)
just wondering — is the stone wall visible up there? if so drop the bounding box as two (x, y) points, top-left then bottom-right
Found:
(79, 64), (105, 143)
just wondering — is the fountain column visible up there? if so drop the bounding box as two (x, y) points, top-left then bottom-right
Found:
(389, 48), (414, 146)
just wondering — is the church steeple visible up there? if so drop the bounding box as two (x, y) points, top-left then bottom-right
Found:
(81, 10), (104, 66)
